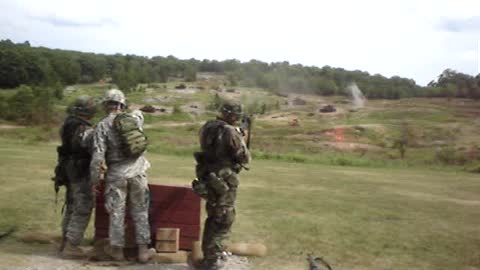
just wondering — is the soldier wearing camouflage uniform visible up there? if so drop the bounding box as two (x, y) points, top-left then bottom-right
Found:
(89, 89), (151, 263)
(58, 95), (96, 258)
(193, 102), (251, 270)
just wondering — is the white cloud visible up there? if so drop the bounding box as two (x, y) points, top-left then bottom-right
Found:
(0, 0), (479, 85)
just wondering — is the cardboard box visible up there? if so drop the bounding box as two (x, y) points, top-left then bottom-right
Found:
(155, 228), (180, 252)
(156, 228), (180, 241)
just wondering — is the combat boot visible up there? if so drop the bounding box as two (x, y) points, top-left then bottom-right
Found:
(197, 259), (225, 270)
(137, 244), (150, 263)
(61, 240), (85, 259)
(104, 245), (125, 261)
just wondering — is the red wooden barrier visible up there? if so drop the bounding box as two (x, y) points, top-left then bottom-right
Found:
(95, 184), (201, 251)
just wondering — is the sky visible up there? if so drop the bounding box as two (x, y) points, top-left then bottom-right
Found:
(0, 0), (479, 86)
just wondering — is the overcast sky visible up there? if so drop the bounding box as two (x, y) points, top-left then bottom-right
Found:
(0, 0), (479, 85)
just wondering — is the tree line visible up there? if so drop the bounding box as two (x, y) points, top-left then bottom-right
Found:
(1, 39), (479, 99)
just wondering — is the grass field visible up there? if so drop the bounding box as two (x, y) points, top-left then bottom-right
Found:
(1, 138), (480, 270)
(2, 80), (480, 269)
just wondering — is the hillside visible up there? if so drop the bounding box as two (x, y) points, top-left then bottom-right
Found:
(2, 74), (476, 169)
(1, 74), (480, 269)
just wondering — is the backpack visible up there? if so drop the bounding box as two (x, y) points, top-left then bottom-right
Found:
(113, 113), (148, 158)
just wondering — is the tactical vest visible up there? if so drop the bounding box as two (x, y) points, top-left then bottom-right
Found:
(54, 116), (92, 185)
(200, 119), (226, 161)
(199, 119), (242, 168)
(113, 113), (148, 158)
(59, 116), (92, 160)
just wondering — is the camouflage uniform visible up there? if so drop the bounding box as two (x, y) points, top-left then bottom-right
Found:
(60, 115), (94, 246)
(90, 110), (151, 247)
(196, 117), (250, 265)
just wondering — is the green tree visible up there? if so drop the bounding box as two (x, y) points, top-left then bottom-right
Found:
(312, 78), (338, 95)
(9, 85), (35, 121)
(0, 95), (10, 119)
(50, 54), (81, 85)
(184, 65), (197, 82)
(0, 49), (28, 88)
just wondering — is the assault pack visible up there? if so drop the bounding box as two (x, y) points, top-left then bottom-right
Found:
(113, 113), (148, 158)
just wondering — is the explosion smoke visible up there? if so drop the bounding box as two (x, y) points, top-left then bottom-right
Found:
(347, 82), (366, 108)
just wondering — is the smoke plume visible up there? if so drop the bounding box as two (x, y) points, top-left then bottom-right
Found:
(347, 82), (366, 108)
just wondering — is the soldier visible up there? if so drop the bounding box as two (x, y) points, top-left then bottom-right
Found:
(57, 95), (97, 258)
(89, 89), (151, 263)
(193, 101), (251, 270)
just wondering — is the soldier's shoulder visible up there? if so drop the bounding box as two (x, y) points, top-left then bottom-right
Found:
(200, 119), (225, 131)
(63, 115), (88, 129)
(63, 115), (79, 124)
(205, 119), (224, 125)
(96, 115), (114, 130)
(223, 124), (242, 136)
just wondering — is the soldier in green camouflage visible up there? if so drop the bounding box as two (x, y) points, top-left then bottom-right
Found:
(193, 101), (251, 270)
(58, 95), (96, 258)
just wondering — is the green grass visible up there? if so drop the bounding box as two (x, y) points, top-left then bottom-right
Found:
(0, 138), (480, 269)
(4, 81), (480, 170)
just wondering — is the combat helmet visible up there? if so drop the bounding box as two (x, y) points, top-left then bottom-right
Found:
(103, 89), (126, 106)
(220, 101), (243, 117)
(70, 95), (97, 117)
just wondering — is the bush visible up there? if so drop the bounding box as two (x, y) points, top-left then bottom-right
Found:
(207, 93), (225, 111)
(435, 147), (467, 165)
(465, 161), (480, 173)
(184, 66), (197, 82)
(0, 85), (59, 125)
(334, 157), (354, 166)
(172, 104), (183, 114)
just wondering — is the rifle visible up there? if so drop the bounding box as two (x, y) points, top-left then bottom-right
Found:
(241, 115), (253, 149)
(52, 146), (68, 207)
(0, 227), (16, 240)
(52, 146), (69, 252)
(307, 254), (333, 270)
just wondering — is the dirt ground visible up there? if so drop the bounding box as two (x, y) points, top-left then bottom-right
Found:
(2, 247), (250, 270)
(0, 124), (24, 130)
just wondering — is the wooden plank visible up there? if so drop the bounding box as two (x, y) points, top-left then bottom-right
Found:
(155, 240), (179, 253)
(156, 228), (180, 241)
(152, 223), (200, 238)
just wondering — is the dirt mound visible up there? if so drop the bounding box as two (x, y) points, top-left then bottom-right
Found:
(319, 105), (336, 113)
(130, 104), (173, 115)
(181, 102), (205, 115)
(174, 84), (186, 90)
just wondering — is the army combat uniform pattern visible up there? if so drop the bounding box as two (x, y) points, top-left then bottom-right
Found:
(60, 115), (94, 246)
(197, 118), (251, 263)
(90, 110), (151, 247)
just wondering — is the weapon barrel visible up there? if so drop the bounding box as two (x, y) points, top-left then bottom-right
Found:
(308, 255), (320, 270)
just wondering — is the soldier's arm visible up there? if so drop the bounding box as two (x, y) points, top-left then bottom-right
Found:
(90, 122), (107, 184)
(225, 126), (251, 165)
(76, 126), (95, 154)
(130, 109), (145, 130)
